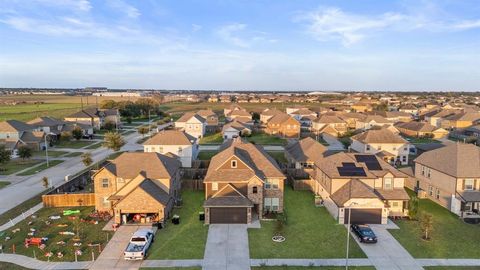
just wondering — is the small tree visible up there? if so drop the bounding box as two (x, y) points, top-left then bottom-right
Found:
(138, 126), (149, 137)
(0, 145), (11, 169)
(18, 145), (32, 160)
(103, 132), (125, 152)
(103, 121), (116, 131)
(408, 195), (419, 220)
(126, 117), (132, 124)
(71, 126), (83, 140)
(61, 131), (72, 141)
(81, 152), (93, 167)
(41, 176), (49, 189)
(419, 212), (433, 240)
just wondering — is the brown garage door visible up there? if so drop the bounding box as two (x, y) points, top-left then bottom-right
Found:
(344, 208), (382, 224)
(210, 207), (247, 224)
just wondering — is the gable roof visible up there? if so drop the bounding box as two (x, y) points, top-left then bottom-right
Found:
(196, 109), (216, 118)
(0, 120), (34, 132)
(362, 115), (392, 124)
(414, 143), (480, 177)
(267, 112), (299, 125)
(395, 121), (440, 132)
(330, 180), (379, 206)
(20, 131), (45, 143)
(352, 128), (407, 144)
(102, 152), (181, 179)
(143, 130), (195, 146)
(314, 114), (346, 124)
(111, 178), (171, 206)
(222, 120), (251, 132)
(27, 117), (65, 127)
(285, 137), (328, 163)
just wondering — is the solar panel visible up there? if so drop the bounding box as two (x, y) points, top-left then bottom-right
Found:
(342, 162), (356, 167)
(337, 166), (367, 177)
(355, 155), (382, 171)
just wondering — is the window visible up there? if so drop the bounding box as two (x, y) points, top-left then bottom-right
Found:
(102, 179), (109, 188)
(384, 177), (393, 189)
(212, 182), (218, 191)
(391, 201), (399, 207)
(366, 145), (371, 151)
(264, 198), (280, 212)
(404, 147), (408, 151)
(377, 145), (382, 150)
(159, 146), (163, 153)
(435, 188), (440, 200)
(103, 197), (110, 206)
(402, 156), (407, 162)
(421, 166), (425, 176)
(265, 179), (279, 189)
(428, 185), (433, 196)
(231, 160), (237, 168)
(252, 186), (258, 194)
(427, 168), (431, 178)
(464, 202), (472, 212)
(465, 179), (474, 190)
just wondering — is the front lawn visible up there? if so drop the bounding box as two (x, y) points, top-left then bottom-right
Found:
(17, 160), (64, 176)
(54, 140), (94, 149)
(0, 159), (43, 175)
(199, 132), (223, 144)
(147, 191), (208, 259)
(197, 151), (218, 160)
(246, 133), (287, 145)
(253, 267), (375, 270)
(389, 189), (480, 258)
(266, 151), (287, 164)
(0, 181), (11, 189)
(248, 187), (365, 258)
(0, 206), (113, 262)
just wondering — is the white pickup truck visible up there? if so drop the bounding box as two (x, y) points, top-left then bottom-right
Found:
(123, 228), (155, 260)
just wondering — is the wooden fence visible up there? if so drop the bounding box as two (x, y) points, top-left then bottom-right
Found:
(292, 179), (315, 191)
(182, 179), (204, 190)
(42, 193), (95, 207)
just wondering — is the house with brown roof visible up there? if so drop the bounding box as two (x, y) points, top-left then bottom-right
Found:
(309, 152), (410, 224)
(226, 109), (252, 124)
(222, 120), (252, 140)
(285, 137), (328, 169)
(260, 108), (283, 124)
(424, 109), (460, 127)
(265, 112), (300, 138)
(175, 112), (207, 138)
(414, 143), (480, 217)
(143, 130), (198, 167)
(93, 152), (181, 225)
(399, 104), (419, 117)
(351, 102), (372, 113)
(196, 109), (219, 133)
(355, 115), (393, 130)
(440, 112), (480, 130)
(395, 121), (449, 139)
(368, 111), (412, 123)
(351, 128), (410, 165)
(203, 139), (285, 224)
(312, 114), (348, 137)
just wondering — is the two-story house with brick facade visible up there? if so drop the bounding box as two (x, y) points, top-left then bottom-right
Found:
(93, 152), (181, 225)
(203, 139), (285, 224)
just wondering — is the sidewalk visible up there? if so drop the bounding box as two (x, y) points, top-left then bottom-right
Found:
(251, 258), (372, 267)
(0, 203), (43, 232)
(0, 253), (92, 269)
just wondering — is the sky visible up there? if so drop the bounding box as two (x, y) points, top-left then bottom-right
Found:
(0, 0), (480, 91)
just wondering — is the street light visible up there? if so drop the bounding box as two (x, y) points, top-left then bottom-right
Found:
(44, 133), (54, 167)
(345, 201), (358, 270)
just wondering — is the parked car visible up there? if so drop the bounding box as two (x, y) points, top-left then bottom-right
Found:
(351, 224), (377, 243)
(124, 228), (155, 260)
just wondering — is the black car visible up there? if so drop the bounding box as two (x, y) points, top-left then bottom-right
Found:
(351, 224), (377, 243)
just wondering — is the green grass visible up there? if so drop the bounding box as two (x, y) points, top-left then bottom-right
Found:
(63, 152), (83, 157)
(253, 267), (375, 270)
(0, 206), (113, 262)
(0, 262), (30, 270)
(266, 151), (287, 163)
(199, 132), (224, 144)
(0, 181), (11, 189)
(389, 189), (480, 258)
(17, 160), (64, 176)
(406, 137), (441, 144)
(0, 191), (47, 227)
(54, 140), (94, 149)
(248, 187), (365, 259)
(424, 267), (480, 270)
(197, 151), (218, 160)
(33, 150), (68, 158)
(0, 103), (85, 122)
(84, 142), (103, 149)
(0, 159), (43, 175)
(246, 133), (287, 145)
(140, 268), (201, 270)
(147, 191), (208, 259)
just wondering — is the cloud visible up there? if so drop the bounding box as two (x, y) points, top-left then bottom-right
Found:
(192, 24), (202, 32)
(107, 0), (140, 19)
(217, 23), (250, 47)
(34, 0), (92, 12)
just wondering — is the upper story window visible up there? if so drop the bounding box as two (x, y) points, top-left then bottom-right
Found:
(252, 186), (258, 194)
(384, 177), (393, 189)
(465, 179), (474, 190)
(159, 146), (163, 153)
(231, 160), (237, 168)
(366, 145), (371, 151)
(265, 179), (279, 189)
(435, 188), (440, 199)
(212, 182), (218, 191)
(102, 178), (109, 188)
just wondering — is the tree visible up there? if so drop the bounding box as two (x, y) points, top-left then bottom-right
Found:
(0, 145), (11, 168)
(103, 120), (116, 131)
(138, 126), (149, 137)
(41, 176), (49, 189)
(408, 195), (419, 220)
(60, 131), (72, 141)
(71, 126), (83, 140)
(419, 212), (433, 240)
(81, 152), (93, 167)
(18, 145), (32, 160)
(374, 103), (389, 112)
(103, 132), (125, 151)
(100, 99), (117, 109)
(126, 117), (132, 124)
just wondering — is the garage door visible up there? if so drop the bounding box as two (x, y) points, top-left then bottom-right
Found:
(344, 208), (382, 224)
(210, 207), (247, 224)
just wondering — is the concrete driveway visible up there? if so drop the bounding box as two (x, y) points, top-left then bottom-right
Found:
(352, 223), (423, 270)
(203, 224), (250, 270)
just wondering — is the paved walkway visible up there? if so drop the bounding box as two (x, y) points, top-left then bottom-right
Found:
(0, 253), (92, 269)
(251, 258), (372, 267)
(141, 259), (203, 268)
(203, 224), (250, 270)
(0, 203), (43, 231)
(354, 224), (424, 270)
(89, 225), (142, 270)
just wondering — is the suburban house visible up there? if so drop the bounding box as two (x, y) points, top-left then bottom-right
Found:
(355, 115), (393, 130)
(143, 130), (198, 168)
(175, 112), (207, 138)
(285, 137), (328, 170)
(64, 108), (120, 129)
(93, 152), (182, 225)
(196, 109), (219, 133)
(265, 112), (300, 138)
(440, 112), (480, 130)
(0, 120), (46, 152)
(399, 104), (419, 117)
(260, 108), (283, 124)
(27, 116), (94, 140)
(222, 120), (252, 140)
(394, 121), (449, 139)
(414, 143), (480, 217)
(226, 109), (252, 124)
(287, 108), (317, 122)
(203, 139), (285, 224)
(350, 128), (410, 165)
(425, 109), (460, 127)
(369, 111), (412, 123)
(310, 152), (410, 224)
(312, 114), (348, 137)
(223, 105), (244, 116)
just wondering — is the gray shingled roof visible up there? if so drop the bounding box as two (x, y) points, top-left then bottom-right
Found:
(144, 130), (195, 145)
(352, 128), (407, 144)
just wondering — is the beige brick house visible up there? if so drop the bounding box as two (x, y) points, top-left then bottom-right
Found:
(93, 152), (181, 225)
(414, 143), (480, 217)
(203, 139), (285, 224)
